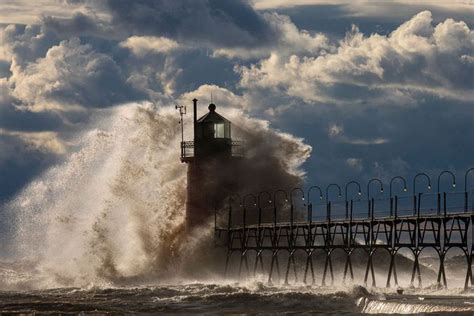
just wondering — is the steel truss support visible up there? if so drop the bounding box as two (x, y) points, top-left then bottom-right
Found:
(386, 249), (399, 288)
(217, 189), (473, 289)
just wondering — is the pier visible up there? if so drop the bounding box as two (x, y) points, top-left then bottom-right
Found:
(215, 169), (474, 290)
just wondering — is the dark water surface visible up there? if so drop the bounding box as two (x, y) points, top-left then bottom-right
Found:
(0, 283), (473, 314)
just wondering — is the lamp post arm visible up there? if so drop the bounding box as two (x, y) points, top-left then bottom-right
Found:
(325, 183), (342, 203)
(437, 170), (456, 193)
(307, 185), (323, 205)
(413, 173), (431, 196)
(290, 187), (305, 205)
(367, 178), (383, 201)
(243, 193), (257, 208)
(258, 191), (272, 208)
(273, 189), (289, 206)
(345, 181), (362, 202)
(390, 176), (407, 198)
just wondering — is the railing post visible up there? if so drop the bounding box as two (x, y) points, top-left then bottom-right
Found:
(228, 199), (232, 229)
(327, 201), (331, 249)
(395, 196), (398, 219)
(308, 203), (313, 247)
(417, 193), (422, 218)
(413, 194), (417, 216)
(273, 206), (277, 228)
(347, 200), (354, 248)
(371, 198), (375, 221)
(437, 192), (441, 215)
(350, 200), (353, 221)
(465, 191), (468, 213)
(367, 199), (371, 219)
(345, 200), (349, 220)
(227, 201), (232, 247)
(290, 203), (294, 228)
(349, 200), (353, 247)
(290, 203), (294, 247)
(443, 192), (447, 217)
(327, 202), (331, 222)
(390, 197), (393, 217)
(308, 203), (313, 224)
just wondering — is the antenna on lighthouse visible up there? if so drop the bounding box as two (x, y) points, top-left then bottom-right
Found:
(175, 104), (186, 143)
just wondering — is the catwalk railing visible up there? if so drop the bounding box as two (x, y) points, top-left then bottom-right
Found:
(214, 169), (474, 290)
(180, 140), (244, 161)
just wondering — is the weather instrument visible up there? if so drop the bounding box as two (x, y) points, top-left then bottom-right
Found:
(175, 104), (186, 143)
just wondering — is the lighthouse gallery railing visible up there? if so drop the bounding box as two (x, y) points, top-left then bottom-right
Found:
(180, 140), (244, 161)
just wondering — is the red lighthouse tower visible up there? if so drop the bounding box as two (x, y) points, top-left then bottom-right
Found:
(181, 99), (242, 228)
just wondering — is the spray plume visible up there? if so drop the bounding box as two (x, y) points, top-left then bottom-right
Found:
(0, 102), (311, 289)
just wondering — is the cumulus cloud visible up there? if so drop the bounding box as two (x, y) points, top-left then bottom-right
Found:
(119, 36), (181, 57)
(237, 11), (474, 105)
(0, 0), (98, 25)
(9, 37), (142, 111)
(178, 84), (250, 111)
(253, 0), (474, 15)
(0, 128), (66, 155)
(214, 13), (333, 59)
(0, 24), (59, 70)
(42, 12), (112, 39)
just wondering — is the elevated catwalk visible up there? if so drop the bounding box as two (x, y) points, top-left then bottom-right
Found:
(214, 179), (474, 290)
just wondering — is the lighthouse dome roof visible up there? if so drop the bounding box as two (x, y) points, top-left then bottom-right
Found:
(196, 104), (231, 124)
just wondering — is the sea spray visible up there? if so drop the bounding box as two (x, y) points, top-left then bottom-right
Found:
(2, 104), (187, 288)
(1, 102), (311, 289)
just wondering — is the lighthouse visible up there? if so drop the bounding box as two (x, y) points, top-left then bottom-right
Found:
(181, 99), (242, 228)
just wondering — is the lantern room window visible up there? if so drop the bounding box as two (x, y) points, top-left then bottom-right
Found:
(195, 103), (231, 140)
(214, 123), (225, 138)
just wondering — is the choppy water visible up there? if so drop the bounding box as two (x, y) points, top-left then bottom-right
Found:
(0, 283), (473, 314)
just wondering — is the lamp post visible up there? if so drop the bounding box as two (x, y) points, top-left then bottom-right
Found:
(242, 194), (257, 231)
(307, 186), (323, 220)
(290, 188), (305, 226)
(227, 194), (242, 244)
(367, 179), (383, 220)
(307, 185), (323, 224)
(307, 186), (322, 249)
(290, 188), (304, 248)
(413, 173), (431, 216)
(345, 181), (362, 220)
(437, 171), (456, 216)
(228, 194), (243, 225)
(273, 189), (288, 227)
(258, 191), (272, 227)
(465, 168), (474, 212)
(390, 176), (407, 217)
(326, 184), (342, 222)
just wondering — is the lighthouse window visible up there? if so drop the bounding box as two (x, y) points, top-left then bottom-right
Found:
(214, 123), (225, 138)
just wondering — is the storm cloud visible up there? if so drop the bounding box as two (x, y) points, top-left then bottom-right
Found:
(0, 1), (473, 203)
(104, 0), (277, 48)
